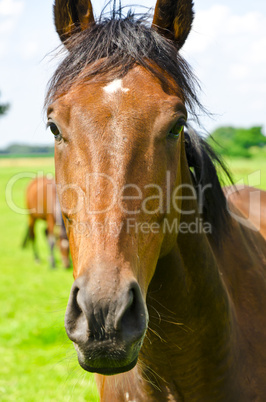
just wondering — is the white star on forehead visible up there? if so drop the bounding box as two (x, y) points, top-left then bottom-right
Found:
(103, 78), (130, 94)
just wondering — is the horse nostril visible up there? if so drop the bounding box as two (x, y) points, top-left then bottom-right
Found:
(65, 277), (147, 347)
(114, 289), (134, 331)
(65, 284), (84, 340)
(73, 286), (82, 313)
(115, 283), (147, 340)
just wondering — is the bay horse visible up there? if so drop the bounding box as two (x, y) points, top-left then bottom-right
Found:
(224, 185), (266, 240)
(46, 0), (266, 400)
(23, 176), (70, 268)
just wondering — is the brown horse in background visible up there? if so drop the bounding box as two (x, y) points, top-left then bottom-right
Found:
(23, 176), (70, 268)
(225, 185), (266, 239)
(46, 0), (266, 400)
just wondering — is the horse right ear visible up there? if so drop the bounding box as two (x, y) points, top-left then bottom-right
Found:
(152, 0), (194, 49)
(54, 0), (95, 44)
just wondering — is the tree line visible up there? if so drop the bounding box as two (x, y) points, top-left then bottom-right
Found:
(0, 144), (54, 156)
(2, 126), (265, 158)
(0, 94), (54, 156)
(207, 126), (266, 158)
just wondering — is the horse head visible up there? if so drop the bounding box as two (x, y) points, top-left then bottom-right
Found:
(48, 0), (196, 375)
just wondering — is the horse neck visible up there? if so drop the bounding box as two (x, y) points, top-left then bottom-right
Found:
(141, 138), (241, 400)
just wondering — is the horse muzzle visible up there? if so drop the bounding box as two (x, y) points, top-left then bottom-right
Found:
(64, 274), (148, 375)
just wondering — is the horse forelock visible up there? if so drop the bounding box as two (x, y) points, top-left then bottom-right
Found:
(45, 10), (204, 119)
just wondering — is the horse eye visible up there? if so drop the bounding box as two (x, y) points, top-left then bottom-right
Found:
(168, 119), (186, 140)
(47, 122), (62, 140)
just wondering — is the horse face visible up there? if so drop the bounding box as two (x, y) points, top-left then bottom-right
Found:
(50, 0), (193, 377)
(48, 65), (187, 374)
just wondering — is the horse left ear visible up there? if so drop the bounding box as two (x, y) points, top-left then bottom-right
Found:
(152, 0), (194, 49)
(54, 0), (95, 44)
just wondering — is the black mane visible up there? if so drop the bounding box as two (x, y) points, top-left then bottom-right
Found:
(46, 10), (231, 238)
(184, 124), (232, 238)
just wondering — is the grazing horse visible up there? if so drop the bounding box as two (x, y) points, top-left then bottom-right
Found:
(23, 176), (70, 268)
(46, 0), (266, 400)
(224, 185), (266, 240)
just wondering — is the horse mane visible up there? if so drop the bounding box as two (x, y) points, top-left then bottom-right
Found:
(46, 9), (232, 238)
(185, 124), (232, 239)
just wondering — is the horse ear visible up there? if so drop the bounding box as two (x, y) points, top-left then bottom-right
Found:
(152, 0), (194, 49)
(54, 0), (95, 43)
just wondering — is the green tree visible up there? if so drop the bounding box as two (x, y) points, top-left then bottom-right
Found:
(208, 126), (266, 158)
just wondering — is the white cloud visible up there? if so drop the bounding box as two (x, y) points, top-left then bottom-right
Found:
(0, 0), (24, 56)
(230, 64), (249, 80)
(20, 40), (39, 60)
(186, 6), (266, 54)
(251, 37), (266, 64)
(185, 5), (229, 53)
(0, 0), (24, 17)
(0, 0), (24, 37)
(0, 17), (14, 34)
(183, 4), (266, 130)
(225, 11), (263, 36)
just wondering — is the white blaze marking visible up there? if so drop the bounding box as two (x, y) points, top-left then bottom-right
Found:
(103, 79), (129, 94)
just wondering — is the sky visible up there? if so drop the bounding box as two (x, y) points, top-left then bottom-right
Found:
(0, 0), (266, 148)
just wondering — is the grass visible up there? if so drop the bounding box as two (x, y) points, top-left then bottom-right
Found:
(0, 156), (265, 401)
(0, 161), (99, 402)
(224, 157), (266, 189)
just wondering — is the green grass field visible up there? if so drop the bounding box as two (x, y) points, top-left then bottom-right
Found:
(0, 159), (98, 402)
(0, 157), (265, 401)
(224, 157), (266, 189)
